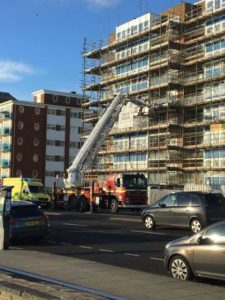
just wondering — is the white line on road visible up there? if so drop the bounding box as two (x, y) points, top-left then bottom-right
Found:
(63, 223), (88, 227)
(150, 257), (164, 261)
(99, 249), (114, 253)
(110, 218), (140, 222)
(60, 242), (72, 246)
(130, 230), (166, 235)
(124, 253), (140, 257)
(79, 245), (93, 249)
(47, 240), (57, 244)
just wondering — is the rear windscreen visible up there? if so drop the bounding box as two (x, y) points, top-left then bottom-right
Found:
(11, 206), (42, 218)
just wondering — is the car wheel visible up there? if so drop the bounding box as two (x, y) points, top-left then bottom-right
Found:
(110, 198), (119, 213)
(144, 215), (155, 230)
(190, 218), (202, 234)
(169, 255), (192, 281)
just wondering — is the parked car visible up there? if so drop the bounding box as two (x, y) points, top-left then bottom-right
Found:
(164, 220), (225, 281)
(10, 201), (50, 240)
(142, 191), (225, 233)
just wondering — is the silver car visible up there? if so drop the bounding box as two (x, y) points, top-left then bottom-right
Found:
(164, 220), (225, 281)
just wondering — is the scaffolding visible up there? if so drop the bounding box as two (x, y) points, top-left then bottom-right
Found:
(81, 0), (225, 188)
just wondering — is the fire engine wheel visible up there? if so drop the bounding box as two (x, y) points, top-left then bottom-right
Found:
(79, 195), (89, 212)
(110, 198), (119, 214)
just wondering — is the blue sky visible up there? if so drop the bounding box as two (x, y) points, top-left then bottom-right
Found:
(0, 0), (195, 101)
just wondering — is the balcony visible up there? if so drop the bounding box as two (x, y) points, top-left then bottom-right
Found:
(0, 128), (12, 135)
(0, 112), (12, 120)
(184, 26), (205, 42)
(1, 144), (11, 151)
(1, 160), (10, 168)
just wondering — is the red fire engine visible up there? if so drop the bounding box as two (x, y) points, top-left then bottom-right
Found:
(62, 94), (148, 213)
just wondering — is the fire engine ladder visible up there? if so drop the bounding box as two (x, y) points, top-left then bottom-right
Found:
(66, 93), (128, 186)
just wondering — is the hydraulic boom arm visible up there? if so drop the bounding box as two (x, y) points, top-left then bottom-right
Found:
(65, 94), (128, 186)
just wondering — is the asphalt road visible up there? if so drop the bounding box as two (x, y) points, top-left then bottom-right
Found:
(11, 210), (192, 276)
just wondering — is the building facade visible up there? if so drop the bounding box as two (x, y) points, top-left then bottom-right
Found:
(0, 90), (84, 191)
(83, 0), (225, 187)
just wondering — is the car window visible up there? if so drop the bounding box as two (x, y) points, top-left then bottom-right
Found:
(176, 194), (190, 206)
(11, 205), (42, 218)
(204, 223), (225, 244)
(204, 193), (225, 208)
(161, 194), (177, 207)
(190, 194), (202, 207)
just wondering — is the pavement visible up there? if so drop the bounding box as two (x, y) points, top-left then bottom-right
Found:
(0, 249), (225, 300)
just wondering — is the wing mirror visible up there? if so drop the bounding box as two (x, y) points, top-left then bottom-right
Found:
(197, 236), (213, 245)
(159, 203), (166, 208)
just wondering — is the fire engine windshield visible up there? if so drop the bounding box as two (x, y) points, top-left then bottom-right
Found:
(123, 175), (147, 189)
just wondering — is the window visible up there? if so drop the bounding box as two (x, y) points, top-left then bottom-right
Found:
(33, 154), (39, 162)
(18, 106), (24, 113)
(33, 138), (39, 147)
(204, 223), (225, 244)
(65, 96), (71, 104)
(176, 194), (190, 206)
(32, 170), (38, 178)
(17, 137), (23, 146)
(132, 25), (138, 35)
(215, 0), (220, 9)
(34, 122), (40, 131)
(190, 195), (202, 206)
(206, 27), (213, 34)
(53, 95), (58, 103)
(18, 121), (24, 130)
(15, 169), (22, 176)
(207, 1), (213, 10)
(160, 194), (177, 207)
(35, 107), (41, 115)
(16, 153), (23, 162)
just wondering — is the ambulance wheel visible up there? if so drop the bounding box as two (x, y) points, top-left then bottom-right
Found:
(110, 198), (119, 214)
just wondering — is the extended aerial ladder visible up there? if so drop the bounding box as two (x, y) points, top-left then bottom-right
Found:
(64, 93), (147, 187)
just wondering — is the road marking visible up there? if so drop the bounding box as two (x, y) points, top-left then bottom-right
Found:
(63, 223), (88, 227)
(79, 245), (93, 249)
(99, 249), (114, 253)
(60, 242), (72, 246)
(124, 253), (140, 257)
(12, 247), (22, 250)
(150, 257), (164, 261)
(46, 212), (62, 216)
(110, 217), (140, 222)
(130, 230), (166, 235)
(47, 240), (57, 244)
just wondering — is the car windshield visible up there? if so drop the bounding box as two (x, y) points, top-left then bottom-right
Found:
(28, 185), (45, 194)
(11, 205), (42, 218)
(123, 175), (147, 189)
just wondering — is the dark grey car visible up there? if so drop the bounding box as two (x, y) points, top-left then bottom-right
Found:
(10, 201), (50, 240)
(142, 192), (225, 233)
(164, 220), (225, 281)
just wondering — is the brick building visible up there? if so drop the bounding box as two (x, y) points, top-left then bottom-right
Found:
(0, 90), (84, 191)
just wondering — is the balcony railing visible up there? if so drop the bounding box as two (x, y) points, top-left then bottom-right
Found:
(1, 144), (11, 151)
(184, 26), (205, 42)
(1, 160), (10, 168)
